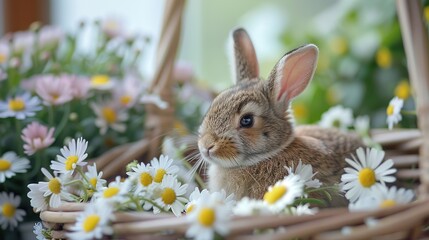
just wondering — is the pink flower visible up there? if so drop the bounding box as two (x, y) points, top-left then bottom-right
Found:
(35, 75), (73, 106)
(68, 75), (90, 99)
(21, 122), (55, 156)
(173, 61), (194, 83)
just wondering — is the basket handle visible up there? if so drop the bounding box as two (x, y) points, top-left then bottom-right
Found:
(396, 0), (429, 198)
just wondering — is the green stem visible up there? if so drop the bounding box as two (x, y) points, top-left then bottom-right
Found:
(49, 106), (55, 126)
(130, 196), (143, 211)
(28, 151), (43, 179)
(54, 103), (70, 138)
(401, 110), (417, 115)
(305, 185), (338, 194)
(76, 166), (90, 185)
(140, 197), (166, 212)
(15, 118), (24, 155)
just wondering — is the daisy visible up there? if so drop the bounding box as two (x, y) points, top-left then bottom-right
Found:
(150, 155), (179, 184)
(386, 97), (403, 130)
(34, 74), (73, 106)
(0, 151), (30, 183)
(50, 137), (88, 175)
(263, 175), (304, 213)
(341, 147), (397, 203)
(285, 160), (321, 188)
(93, 176), (128, 204)
(90, 102), (128, 135)
(153, 175), (188, 216)
(0, 192), (26, 230)
(101, 18), (123, 39)
(0, 92), (42, 119)
(354, 115), (370, 136)
(33, 222), (48, 240)
(21, 121), (55, 156)
(38, 168), (71, 208)
(90, 75), (115, 90)
(319, 105), (354, 131)
(186, 190), (232, 240)
(289, 204), (318, 216)
(126, 162), (155, 193)
(185, 187), (210, 214)
(349, 185), (414, 212)
(233, 197), (270, 216)
(85, 164), (107, 192)
(67, 201), (114, 240)
(140, 94), (168, 109)
(113, 73), (144, 108)
(27, 183), (49, 212)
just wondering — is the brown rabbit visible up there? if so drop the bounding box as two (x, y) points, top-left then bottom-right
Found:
(197, 28), (364, 205)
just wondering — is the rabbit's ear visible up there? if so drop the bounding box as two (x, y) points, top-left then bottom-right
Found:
(267, 44), (318, 111)
(231, 28), (259, 83)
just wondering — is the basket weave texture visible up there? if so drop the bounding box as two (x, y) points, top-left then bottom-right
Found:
(39, 0), (429, 239)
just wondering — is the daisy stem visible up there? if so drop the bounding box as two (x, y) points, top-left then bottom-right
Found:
(305, 185), (338, 194)
(401, 110), (417, 115)
(63, 179), (84, 187)
(49, 106), (55, 126)
(14, 118), (24, 155)
(28, 151), (43, 179)
(140, 197), (166, 213)
(130, 196), (143, 211)
(76, 167), (90, 185)
(54, 103), (70, 138)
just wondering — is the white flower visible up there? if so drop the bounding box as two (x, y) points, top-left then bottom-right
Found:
(354, 115), (370, 135)
(50, 137), (88, 175)
(140, 94), (168, 109)
(263, 175), (304, 213)
(186, 191), (232, 240)
(0, 151), (30, 183)
(386, 97), (403, 130)
(90, 102), (128, 135)
(289, 204), (318, 216)
(27, 183), (49, 212)
(153, 175), (188, 216)
(85, 164), (106, 192)
(349, 185), (414, 212)
(185, 187), (210, 214)
(90, 75), (115, 91)
(67, 201), (114, 240)
(93, 176), (128, 204)
(127, 162), (155, 193)
(341, 147), (397, 203)
(0, 92), (42, 119)
(150, 155), (179, 184)
(319, 105), (354, 131)
(38, 168), (71, 208)
(285, 160), (321, 188)
(233, 197), (270, 216)
(0, 192), (26, 230)
(33, 222), (47, 240)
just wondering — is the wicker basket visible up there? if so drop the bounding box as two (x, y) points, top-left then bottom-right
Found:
(39, 0), (429, 239)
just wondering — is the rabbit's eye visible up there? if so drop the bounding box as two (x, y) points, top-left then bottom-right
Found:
(240, 114), (254, 128)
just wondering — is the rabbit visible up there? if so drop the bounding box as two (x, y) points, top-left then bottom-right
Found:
(197, 28), (365, 206)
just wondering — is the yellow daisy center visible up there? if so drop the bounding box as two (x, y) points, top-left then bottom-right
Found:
(161, 187), (176, 205)
(2, 203), (16, 218)
(425, 6), (429, 22)
(154, 168), (166, 183)
(0, 53), (6, 64)
(386, 105), (394, 116)
(120, 95), (132, 106)
(102, 107), (117, 124)
(380, 199), (397, 208)
(376, 47), (392, 69)
(91, 75), (110, 86)
(198, 207), (216, 227)
(140, 172), (153, 187)
(83, 214), (100, 232)
(395, 81), (411, 100)
(358, 168), (376, 188)
(8, 98), (25, 111)
(330, 37), (348, 55)
(263, 185), (287, 204)
(186, 204), (195, 213)
(65, 155), (79, 171)
(89, 178), (97, 188)
(0, 159), (11, 171)
(48, 178), (62, 194)
(103, 187), (119, 198)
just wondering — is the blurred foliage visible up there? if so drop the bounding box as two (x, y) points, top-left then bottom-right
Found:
(280, 0), (421, 129)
